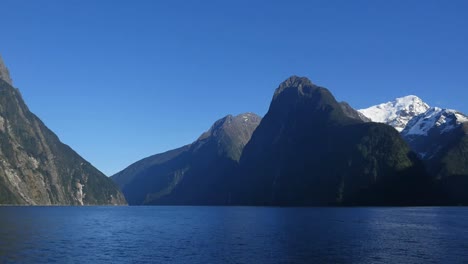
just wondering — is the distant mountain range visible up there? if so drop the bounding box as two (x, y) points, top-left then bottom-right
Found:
(114, 77), (448, 206)
(0, 56), (126, 205)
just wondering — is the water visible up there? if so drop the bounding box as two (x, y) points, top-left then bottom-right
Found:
(0, 207), (467, 263)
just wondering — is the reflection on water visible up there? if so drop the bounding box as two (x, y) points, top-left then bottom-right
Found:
(0, 206), (467, 263)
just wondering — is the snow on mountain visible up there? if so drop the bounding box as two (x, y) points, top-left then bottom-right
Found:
(358, 95), (430, 132)
(402, 107), (468, 137)
(399, 107), (468, 159)
(456, 112), (468, 123)
(359, 95), (468, 160)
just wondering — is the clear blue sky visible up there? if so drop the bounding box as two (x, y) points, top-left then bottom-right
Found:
(2, 0), (467, 175)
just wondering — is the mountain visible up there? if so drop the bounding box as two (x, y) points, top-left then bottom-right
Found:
(359, 95), (430, 132)
(359, 96), (468, 160)
(0, 57), (126, 205)
(112, 113), (261, 205)
(400, 107), (468, 204)
(401, 107), (468, 159)
(360, 95), (468, 204)
(340, 102), (371, 122)
(431, 123), (468, 204)
(235, 76), (431, 206)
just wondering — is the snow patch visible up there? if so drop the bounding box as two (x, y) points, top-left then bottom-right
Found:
(455, 113), (468, 123)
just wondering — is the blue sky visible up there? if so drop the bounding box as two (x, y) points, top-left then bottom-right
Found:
(2, 0), (467, 175)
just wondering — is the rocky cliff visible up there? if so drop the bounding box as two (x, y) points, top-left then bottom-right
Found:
(0, 58), (126, 205)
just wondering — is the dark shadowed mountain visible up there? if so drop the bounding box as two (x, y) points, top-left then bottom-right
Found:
(234, 76), (431, 206)
(401, 109), (468, 204)
(112, 113), (261, 205)
(430, 124), (468, 204)
(0, 56), (126, 205)
(340, 102), (370, 122)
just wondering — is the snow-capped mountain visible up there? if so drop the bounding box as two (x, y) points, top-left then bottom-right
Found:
(402, 107), (468, 137)
(401, 107), (468, 159)
(358, 95), (430, 132)
(359, 95), (468, 160)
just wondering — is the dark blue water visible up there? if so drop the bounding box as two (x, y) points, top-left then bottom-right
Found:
(0, 207), (467, 263)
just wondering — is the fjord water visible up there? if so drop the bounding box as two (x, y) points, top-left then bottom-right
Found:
(0, 207), (467, 263)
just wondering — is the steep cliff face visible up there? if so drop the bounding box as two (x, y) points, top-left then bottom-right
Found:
(0, 55), (13, 86)
(0, 77), (126, 205)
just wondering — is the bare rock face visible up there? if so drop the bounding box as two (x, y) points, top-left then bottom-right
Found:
(0, 55), (13, 86)
(0, 60), (126, 205)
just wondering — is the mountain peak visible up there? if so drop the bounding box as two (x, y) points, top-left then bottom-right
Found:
(200, 112), (261, 139)
(0, 54), (13, 86)
(359, 95), (430, 132)
(193, 112), (261, 161)
(273, 76), (317, 98)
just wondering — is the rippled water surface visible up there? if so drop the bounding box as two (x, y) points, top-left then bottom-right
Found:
(0, 206), (467, 263)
